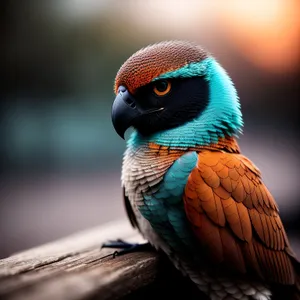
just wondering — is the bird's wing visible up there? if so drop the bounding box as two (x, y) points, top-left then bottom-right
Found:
(184, 150), (297, 285)
(123, 187), (140, 230)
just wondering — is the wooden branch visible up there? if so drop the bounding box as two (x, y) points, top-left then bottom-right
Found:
(0, 219), (206, 300)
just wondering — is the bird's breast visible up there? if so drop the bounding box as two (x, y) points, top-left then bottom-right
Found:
(121, 142), (192, 255)
(122, 143), (184, 207)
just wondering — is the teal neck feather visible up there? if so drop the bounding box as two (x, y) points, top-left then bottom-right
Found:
(127, 57), (243, 148)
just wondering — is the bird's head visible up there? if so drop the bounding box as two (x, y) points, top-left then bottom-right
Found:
(112, 41), (243, 148)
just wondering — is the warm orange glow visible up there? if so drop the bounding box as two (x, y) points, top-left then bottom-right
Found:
(124, 0), (299, 74)
(220, 0), (300, 73)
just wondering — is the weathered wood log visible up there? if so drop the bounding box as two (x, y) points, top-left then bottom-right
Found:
(0, 219), (206, 300)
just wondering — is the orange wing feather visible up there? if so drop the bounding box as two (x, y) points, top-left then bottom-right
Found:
(183, 150), (298, 285)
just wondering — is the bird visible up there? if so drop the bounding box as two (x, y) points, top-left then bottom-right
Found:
(110, 40), (300, 300)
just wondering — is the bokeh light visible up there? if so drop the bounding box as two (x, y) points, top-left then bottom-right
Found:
(1, 0), (299, 258)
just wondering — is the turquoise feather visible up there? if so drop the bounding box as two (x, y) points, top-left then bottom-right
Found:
(127, 57), (243, 149)
(138, 152), (198, 251)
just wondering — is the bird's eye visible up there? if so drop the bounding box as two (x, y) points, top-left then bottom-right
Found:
(153, 80), (171, 96)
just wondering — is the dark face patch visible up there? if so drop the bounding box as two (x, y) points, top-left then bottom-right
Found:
(131, 76), (209, 136)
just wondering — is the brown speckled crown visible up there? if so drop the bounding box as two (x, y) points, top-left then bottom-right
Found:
(114, 41), (209, 94)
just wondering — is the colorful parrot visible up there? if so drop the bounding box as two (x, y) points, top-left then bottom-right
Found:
(110, 41), (300, 300)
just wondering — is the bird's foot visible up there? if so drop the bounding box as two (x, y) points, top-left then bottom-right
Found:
(101, 239), (151, 257)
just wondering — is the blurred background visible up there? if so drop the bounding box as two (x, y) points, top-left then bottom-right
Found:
(1, 0), (299, 258)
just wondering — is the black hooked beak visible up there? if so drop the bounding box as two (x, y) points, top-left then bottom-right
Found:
(111, 86), (164, 139)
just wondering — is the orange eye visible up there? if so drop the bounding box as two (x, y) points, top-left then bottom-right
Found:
(153, 80), (171, 96)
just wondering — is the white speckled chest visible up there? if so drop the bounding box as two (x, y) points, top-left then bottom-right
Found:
(121, 144), (183, 207)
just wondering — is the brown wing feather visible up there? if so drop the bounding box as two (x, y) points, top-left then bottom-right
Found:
(183, 150), (298, 285)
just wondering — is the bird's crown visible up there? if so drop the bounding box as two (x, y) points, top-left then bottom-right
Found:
(114, 40), (209, 95)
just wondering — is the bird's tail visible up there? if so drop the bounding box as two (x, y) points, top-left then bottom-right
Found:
(291, 255), (300, 300)
(291, 278), (300, 300)
(273, 250), (300, 300)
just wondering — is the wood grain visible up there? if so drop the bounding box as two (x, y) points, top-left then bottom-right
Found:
(0, 219), (207, 300)
(0, 220), (154, 300)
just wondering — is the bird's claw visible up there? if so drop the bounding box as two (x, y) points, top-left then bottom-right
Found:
(101, 239), (151, 257)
